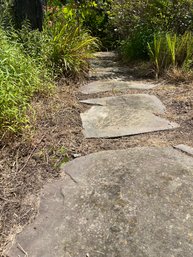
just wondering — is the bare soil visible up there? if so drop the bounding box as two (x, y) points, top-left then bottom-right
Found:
(1, 63), (193, 256)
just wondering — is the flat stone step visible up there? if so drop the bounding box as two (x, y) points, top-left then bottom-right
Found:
(6, 147), (193, 257)
(80, 80), (159, 94)
(93, 51), (117, 58)
(89, 59), (117, 68)
(80, 94), (166, 114)
(89, 67), (129, 77)
(174, 144), (193, 156)
(81, 106), (179, 138)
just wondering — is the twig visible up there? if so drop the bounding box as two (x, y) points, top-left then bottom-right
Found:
(17, 243), (28, 256)
(18, 135), (45, 173)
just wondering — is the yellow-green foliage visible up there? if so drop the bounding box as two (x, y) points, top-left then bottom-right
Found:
(0, 28), (48, 132)
(147, 32), (193, 77)
(46, 8), (99, 76)
(0, 7), (99, 134)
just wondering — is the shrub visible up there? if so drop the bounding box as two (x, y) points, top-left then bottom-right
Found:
(147, 32), (193, 77)
(0, 28), (50, 132)
(45, 8), (99, 76)
(110, 0), (193, 61)
(0, 3), (99, 133)
(119, 26), (154, 61)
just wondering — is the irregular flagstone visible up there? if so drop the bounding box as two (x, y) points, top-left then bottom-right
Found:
(80, 80), (159, 94)
(89, 59), (117, 68)
(89, 70), (117, 79)
(90, 66), (129, 75)
(6, 147), (193, 257)
(80, 94), (166, 114)
(93, 51), (117, 58)
(81, 106), (179, 138)
(174, 144), (193, 156)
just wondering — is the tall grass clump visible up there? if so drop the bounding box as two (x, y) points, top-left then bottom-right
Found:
(0, 28), (50, 132)
(147, 32), (193, 78)
(46, 8), (99, 77)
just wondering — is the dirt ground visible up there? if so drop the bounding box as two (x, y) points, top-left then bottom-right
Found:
(0, 63), (193, 256)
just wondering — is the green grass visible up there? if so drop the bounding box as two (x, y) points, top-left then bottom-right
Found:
(0, 7), (99, 134)
(147, 32), (193, 77)
(0, 28), (51, 132)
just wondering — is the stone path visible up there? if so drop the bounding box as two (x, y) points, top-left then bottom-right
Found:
(80, 80), (159, 94)
(80, 94), (166, 113)
(81, 107), (178, 138)
(81, 52), (179, 139)
(6, 52), (193, 257)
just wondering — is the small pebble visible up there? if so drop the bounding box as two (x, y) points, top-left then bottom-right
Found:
(72, 153), (82, 158)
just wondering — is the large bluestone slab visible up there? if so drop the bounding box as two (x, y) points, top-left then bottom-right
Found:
(81, 106), (179, 138)
(80, 80), (159, 94)
(6, 147), (193, 257)
(80, 94), (166, 114)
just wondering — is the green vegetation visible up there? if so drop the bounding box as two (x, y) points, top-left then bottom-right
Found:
(1, 0), (193, 134)
(0, 0), (98, 134)
(147, 32), (193, 77)
(109, 0), (193, 76)
(0, 27), (49, 132)
(46, 7), (99, 75)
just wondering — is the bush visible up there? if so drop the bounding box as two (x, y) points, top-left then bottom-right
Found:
(119, 26), (154, 61)
(0, 28), (51, 132)
(147, 32), (193, 77)
(45, 7), (99, 76)
(0, 5), (99, 133)
(110, 0), (193, 61)
(12, 23), (52, 67)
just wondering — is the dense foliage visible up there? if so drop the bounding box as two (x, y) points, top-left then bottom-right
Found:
(0, 0), (98, 133)
(1, 0), (193, 133)
(0, 28), (49, 132)
(104, 0), (193, 76)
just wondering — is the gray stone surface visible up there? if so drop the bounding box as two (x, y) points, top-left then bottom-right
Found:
(81, 106), (179, 138)
(93, 51), (117, 58)
(80, 94), (166, 113)
(80, 80), (159, 94)
(174, 144), (193, 156)
(6, 147), (193, 257)
(89, 67), (129, 78)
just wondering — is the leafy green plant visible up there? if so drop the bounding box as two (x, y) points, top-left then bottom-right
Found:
(110, 0), (193, 61)
(119, 25), (154, 62)
(147, 31), (193, 77)
(148, 34), (162, 78)
(176, 31), (193, 69)
(46, 8), (99, 76)
(0, 28), (51, 132)
(166, 33), (177, 66)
